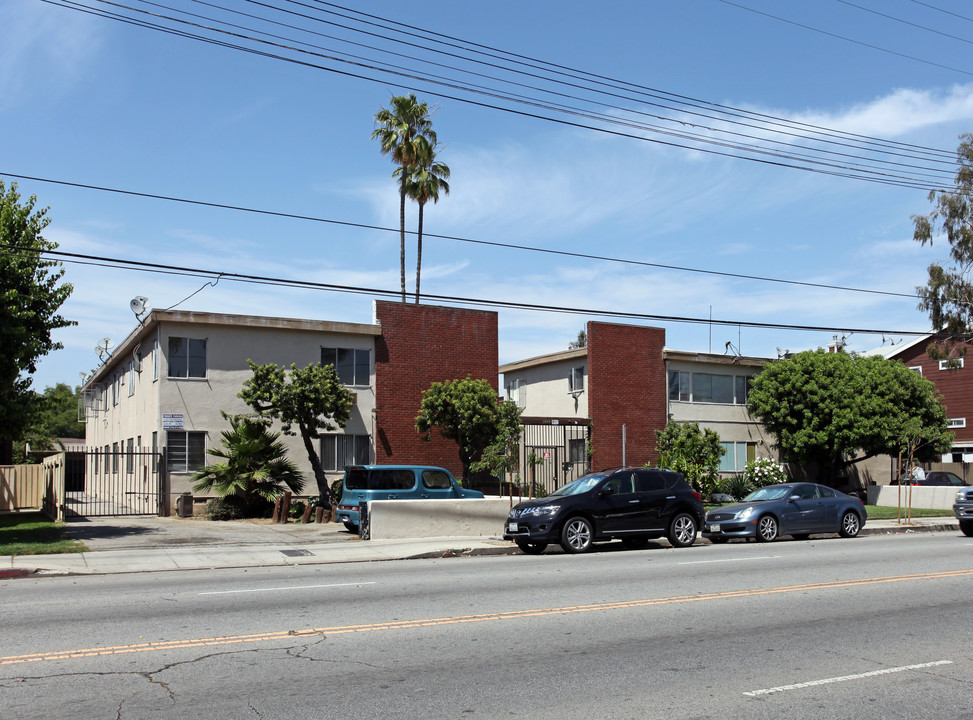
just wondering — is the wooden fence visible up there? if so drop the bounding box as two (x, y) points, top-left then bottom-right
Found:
(0, 455), (66, 521)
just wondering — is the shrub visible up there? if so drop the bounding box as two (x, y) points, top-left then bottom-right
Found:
(744, 457), (787, 488)
(204, 495), (247, 521)
(289, 500), (307, 519)
(719, 474), (754, 501)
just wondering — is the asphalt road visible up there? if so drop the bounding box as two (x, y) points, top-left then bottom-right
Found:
(2, 532), (972, 719)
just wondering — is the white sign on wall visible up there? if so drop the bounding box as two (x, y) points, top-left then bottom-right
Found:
(163, 413), (184, 430)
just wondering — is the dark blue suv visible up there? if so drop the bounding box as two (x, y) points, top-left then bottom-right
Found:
(503, 467), (704, 554)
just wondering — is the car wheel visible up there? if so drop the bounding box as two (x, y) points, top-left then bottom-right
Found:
(343, 521), (359, 533)
(755, 515), (779, 542)
(792, 534), (810, 541)
(515, 539), (548, 554)
(622, 537), (649, 549)
(838, 511), (861, 538)
(960, 520), (973, 537)
(560, 516), (594, 553)
(668, 512), (698, 548)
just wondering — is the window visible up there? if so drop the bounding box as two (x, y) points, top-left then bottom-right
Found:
(949, 418), (967, 429)
(153, 339), (159, 381)
(321, 347), (370, 386)
(939, 358), (965, 370)
(719, 442), (756, 472)
(112, 442), (119, 474)
(320, 433), (370, 471)
(167, 431), (206, 473)
(126, 438), (134, 474)
(505, 377), (526, 408)
(112, 375), (119, 406)
(669, 371), (749, 405)
(568, 438), (586, 463)
(569, 367), (584, 393)
(168, 337), (207, 378)
(151, 432), (158, 472)
(128, 362), (135, 396)
(422, 470), (452, 489)
(909, 366), (923, 375)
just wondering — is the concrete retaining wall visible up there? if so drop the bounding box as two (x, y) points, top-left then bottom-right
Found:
(867, 485), (961, 510)
(368, 498), (515, 540)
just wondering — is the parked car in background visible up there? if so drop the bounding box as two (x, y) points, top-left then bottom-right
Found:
(334, 465), (483, 532)
(891, 471), (968, 486)
(954, 487), (973, 537)
(702, 482), (866, 543)
(503, 467), (704, 554)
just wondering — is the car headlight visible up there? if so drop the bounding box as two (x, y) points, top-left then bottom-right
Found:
(736, 506), (756, 520)
(958, 490), (968, 502)
(522, 505), (561, 517)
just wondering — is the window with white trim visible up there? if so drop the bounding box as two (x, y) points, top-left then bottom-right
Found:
(909, 366), (922, 374)
(669, 371), (749, 405)
(320, 434), (370, 471)
(168, 337), (207, 378)
(505, 377), (526, 408)
(321, 347), (370, 386)
(939, 358), (965, 370)
(949, 418), (967, 429)
(569, 367), (584, 393)
(167, 431), (206, 473)
(128, 361), (135, 396)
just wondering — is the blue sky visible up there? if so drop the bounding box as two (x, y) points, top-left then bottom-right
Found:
(4, 0), (973, 390)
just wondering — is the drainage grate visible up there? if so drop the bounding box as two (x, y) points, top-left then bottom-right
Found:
(280, 549), (314, 557)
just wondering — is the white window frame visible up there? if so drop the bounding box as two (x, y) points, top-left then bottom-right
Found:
(939, 358), (965, 370)
(948, 418), (967, 429)
(569, 366), (584, 393)
(909, 366), (923, 374)
(505, 377), (526, 408)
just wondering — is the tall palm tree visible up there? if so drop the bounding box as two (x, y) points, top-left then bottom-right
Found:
(400, 150), (450, 303)
(371, 95), (436, 302)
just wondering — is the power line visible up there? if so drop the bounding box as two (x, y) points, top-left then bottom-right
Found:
(0, 242), (932, 337)
(41, 0), (963, 190)
(0, 170), (922, 300)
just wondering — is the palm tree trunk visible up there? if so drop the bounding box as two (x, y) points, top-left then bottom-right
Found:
(416, 201), (425, 303)
(399, 181), (407, 303)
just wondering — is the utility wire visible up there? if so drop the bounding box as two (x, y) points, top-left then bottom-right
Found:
(0, 242), (932, 337)
(0, 170), (922, 300)
(42, 0), (963, 189)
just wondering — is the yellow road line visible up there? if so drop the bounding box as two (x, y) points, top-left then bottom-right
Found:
(3, 567), (971, 667)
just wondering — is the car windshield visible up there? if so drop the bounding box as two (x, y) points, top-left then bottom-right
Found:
(550, 474), (607, 497)
(743, 485), (793, 502)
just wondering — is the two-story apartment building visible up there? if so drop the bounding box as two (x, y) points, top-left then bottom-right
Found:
(499, 320), (776, 493)
(81, 301), (499, 515)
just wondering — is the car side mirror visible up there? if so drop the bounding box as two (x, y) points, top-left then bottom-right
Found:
(600, 486), (614, 497)
(789, 494), (800, 502)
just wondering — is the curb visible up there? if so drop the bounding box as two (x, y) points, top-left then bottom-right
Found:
(0, 568), (31, 579)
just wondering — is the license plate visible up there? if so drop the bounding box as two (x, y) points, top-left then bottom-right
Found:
(507, 522), (518, 533)
(709, 524), (720, 533)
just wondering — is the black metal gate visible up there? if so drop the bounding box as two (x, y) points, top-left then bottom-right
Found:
(63, 448), (164, 518)
(518, 419), (590, 496)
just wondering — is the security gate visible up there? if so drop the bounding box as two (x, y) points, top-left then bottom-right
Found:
(518, 420), (590, 496)
(63, 447), (164, 518)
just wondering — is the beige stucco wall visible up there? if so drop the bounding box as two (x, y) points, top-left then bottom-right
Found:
(504, 357), (588, 418)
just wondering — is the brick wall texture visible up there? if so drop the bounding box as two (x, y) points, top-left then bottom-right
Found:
(373, 301), (499, 479)
(587, 321), (667, 469)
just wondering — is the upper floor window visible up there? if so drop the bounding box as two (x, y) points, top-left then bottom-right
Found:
(939, 358), (965, 371)
(168, 337), (207, 378)
(569, 366), (584, 393)
(505, 377), (526, 408)
(321, 347), (370, 386)
(669, 371), (749, 405)
(949, 418), (967, 429)
(128, 361), (135, 396)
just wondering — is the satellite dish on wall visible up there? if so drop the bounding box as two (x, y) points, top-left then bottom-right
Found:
(95, 337), (113, 363)
(130, 296), (151, 324)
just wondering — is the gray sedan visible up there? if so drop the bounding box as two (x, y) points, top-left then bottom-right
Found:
(702, 482), (866, 543)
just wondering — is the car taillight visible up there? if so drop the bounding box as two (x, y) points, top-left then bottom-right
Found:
(692, 491), (702, 502)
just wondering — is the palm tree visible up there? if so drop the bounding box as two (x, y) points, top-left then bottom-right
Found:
(399, 149), (450, 303)
(371, 94), (436, 302)
(192, 415), (304, 516)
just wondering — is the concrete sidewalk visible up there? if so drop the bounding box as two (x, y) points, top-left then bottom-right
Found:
(0, 515), (962, 578)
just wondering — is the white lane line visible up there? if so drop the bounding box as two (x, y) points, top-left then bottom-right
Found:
(199, 581), (376, 596)
(679, 556), (780, 565)
(744, 660), (953, 697)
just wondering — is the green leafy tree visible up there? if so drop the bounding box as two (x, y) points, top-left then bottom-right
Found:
(654, 420), (725, 498)
(14, 383), (85, 461)
(568, 329), (587, 349)
(372, 94), (437, 303)
(912, 133), (973, 358)
(238, 361), (354, 507)
(747, 350), (952, 482)
(400, 146), (450, 304)
(192, 414), (304, 516)
(415, 376), (522, 482)
(0, 181), (75, 463)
